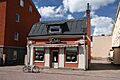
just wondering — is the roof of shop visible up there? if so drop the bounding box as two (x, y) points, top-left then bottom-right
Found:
(28, 18), (87, 38)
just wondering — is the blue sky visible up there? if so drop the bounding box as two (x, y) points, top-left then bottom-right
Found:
(32, 0), (119, 36)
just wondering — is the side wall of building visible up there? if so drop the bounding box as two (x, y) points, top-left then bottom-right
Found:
(5, 0), (40, 47)
(0, 1), (6, 46)
(0, 1), (6, 65)
(0, 0), (40, 65)
(112, 2), (120, 64)
(92, 36), (112, 59)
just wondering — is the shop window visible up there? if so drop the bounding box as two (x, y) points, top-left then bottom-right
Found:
(66, 47), (77, 62)
(34, 48), (44, 61)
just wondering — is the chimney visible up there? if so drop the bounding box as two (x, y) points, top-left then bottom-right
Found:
(86, 3), (91, 65)
(86, 3), (90, 38)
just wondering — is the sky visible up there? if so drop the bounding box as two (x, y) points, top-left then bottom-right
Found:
(32, 0), (119, 36)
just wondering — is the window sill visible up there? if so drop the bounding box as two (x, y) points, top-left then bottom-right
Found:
(65, 62), (78, 64)
(34, 61), (44, 62)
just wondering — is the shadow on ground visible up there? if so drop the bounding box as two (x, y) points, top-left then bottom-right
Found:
(90, 60), (120, 70)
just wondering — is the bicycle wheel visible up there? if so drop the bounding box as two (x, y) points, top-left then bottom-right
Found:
(23, 66), (28, 73)
(32, 66), (39, 73)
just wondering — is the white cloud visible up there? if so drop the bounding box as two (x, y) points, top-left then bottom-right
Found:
(67, 14), (74, 19)
(34, 0), (115, 36)
(38, 6), (64, 18)
(63, 0), (115, 13)
(91, 16), (114, 36)
(37, 6), (74, 20)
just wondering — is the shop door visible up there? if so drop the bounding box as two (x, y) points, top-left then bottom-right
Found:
(52, 50), (58, 68)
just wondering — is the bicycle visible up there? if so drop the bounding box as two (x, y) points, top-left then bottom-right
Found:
(23, 65), (40, 73)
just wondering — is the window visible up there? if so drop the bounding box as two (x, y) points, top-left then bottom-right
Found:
(20, 0), (24, 7)
(16, 13), (20, 22)
(14, 32), (19, 41)
(29, 5), (32, 13)
(34, 48), (44, 61)
(49, 26), (62, 33)
(13, 50), (17, 60)
(66, 47), (77, 62)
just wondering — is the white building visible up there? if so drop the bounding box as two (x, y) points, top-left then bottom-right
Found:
(112, 2), (120, 64)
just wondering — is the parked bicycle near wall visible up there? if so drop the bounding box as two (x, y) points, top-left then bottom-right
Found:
(23, 64), (40, 73)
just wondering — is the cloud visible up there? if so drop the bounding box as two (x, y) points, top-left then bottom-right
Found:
(38, 6), (64, 18)
(63, 0), (115, 13)
(33, 0), (115, 36)
(67, 14), (74, 19)
(91, 16), (114, 36)
(37, 6), (75, 20)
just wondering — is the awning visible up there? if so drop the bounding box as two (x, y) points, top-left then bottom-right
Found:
(32, 44), (79, 48)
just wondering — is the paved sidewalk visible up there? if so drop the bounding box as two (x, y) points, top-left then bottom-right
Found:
(0, 59), (120, 80)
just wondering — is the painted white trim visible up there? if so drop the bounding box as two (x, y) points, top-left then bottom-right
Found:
(30, 46), (34, 65)
(34, 61), (44, 62)
(45, 48), (50, 67)
(59, 48), (64, 68)
(51, 50), (59, 68)
(78, 45), (86, 70)
(65, 62), (77, 64)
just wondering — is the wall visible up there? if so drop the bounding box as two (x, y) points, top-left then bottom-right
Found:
(113, 48), (120, 64)
(112, 2), (120, 47)
(5, 0), (40, 47)
(0, 1), (6, 46)
(91, 36), (112, 58)
(0, 0), (40, 65)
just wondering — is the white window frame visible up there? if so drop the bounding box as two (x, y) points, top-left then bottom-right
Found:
(14, 32), (19, 41)
(49, 26), (62, 33)
(20, 0), (24, 7)
(16, 13), (20, 22)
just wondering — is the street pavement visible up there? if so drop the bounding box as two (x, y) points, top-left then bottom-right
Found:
(0, 59), (120, 80)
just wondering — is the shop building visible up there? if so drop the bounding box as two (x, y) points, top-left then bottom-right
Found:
(27, 3), (91, 70)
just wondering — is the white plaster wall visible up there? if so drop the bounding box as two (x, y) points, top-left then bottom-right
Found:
(78, 45), (85, 70)
(30, 46), (34, 65)
(92, 36), (112, 58)
(112, 4), (120, 47)
(59, 48), (64, 68)
(45, 48), (50, 67)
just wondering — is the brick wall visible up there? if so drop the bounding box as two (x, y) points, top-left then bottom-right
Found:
(4, 0), (40, 47)
(0, 1), (6, 46)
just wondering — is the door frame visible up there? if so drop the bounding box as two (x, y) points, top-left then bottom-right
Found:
(50, 48), (59, 68)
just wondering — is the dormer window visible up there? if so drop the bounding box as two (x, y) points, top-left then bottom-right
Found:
(49, 26), (62, 33)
